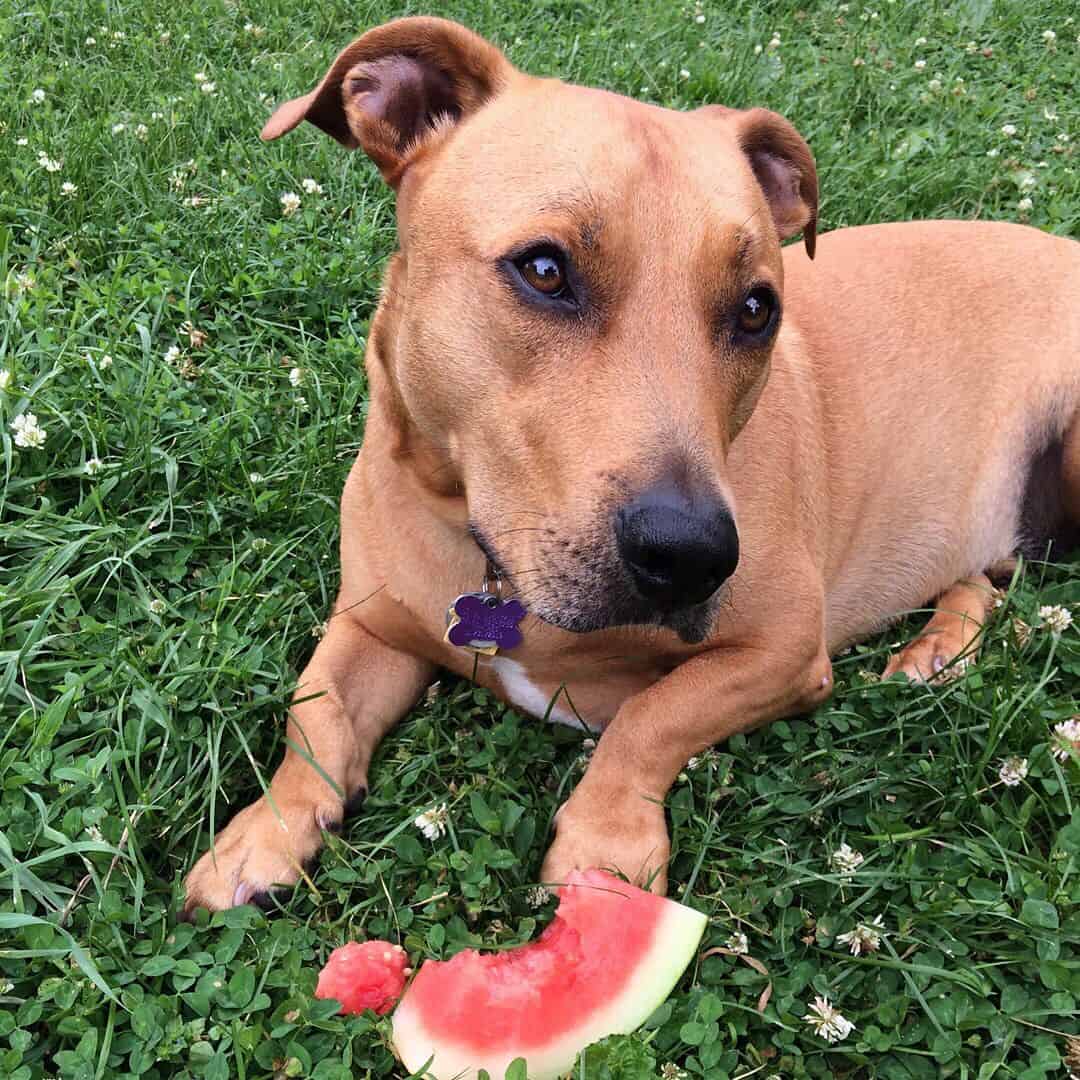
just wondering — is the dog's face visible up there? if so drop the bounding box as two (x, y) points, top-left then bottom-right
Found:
(265, 18), (817, 641)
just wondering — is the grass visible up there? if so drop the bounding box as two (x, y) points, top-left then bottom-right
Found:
(0, 0), (1078, 1077)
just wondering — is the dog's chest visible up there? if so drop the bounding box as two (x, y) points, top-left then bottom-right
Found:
(476, 653), (670, 731)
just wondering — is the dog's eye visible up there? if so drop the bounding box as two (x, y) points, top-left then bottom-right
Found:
(516, 249), (567, 297)
(737, 287), (777, 336)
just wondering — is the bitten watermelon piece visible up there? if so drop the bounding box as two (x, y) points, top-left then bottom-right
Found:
(392, 870), (707, 1079)
(315, 940), (409, 1016)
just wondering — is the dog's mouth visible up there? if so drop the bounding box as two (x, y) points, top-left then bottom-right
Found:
(467, 522), (718, 645)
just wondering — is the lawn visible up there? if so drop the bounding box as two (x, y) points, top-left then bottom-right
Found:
(1, 0), (1078, 1077)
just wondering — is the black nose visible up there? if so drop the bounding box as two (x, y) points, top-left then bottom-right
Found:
(615, 484), (739, 609)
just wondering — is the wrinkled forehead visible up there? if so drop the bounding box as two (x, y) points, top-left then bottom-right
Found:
(412, 80), (766, 257)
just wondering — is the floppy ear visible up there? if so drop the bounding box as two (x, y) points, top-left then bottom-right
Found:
(261, 17), (513, 186)
(701, 106), (818, 258)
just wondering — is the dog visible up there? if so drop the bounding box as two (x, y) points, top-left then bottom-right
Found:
(182, 16), (1080, 914)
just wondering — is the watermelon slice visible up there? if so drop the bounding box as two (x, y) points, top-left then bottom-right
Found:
(315, 940), (409, 1016)
(392, 869), (707, 1079)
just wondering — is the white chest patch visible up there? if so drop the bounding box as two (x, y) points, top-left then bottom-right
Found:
(487, 657), (585, 730)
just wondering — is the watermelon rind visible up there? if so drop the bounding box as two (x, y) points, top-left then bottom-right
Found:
(392, 891), (707, 1080)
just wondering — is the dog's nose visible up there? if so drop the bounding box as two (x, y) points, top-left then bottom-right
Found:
(615, 484), (739, 609)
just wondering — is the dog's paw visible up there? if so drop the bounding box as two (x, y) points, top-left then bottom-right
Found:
(540, 795), (670, 895)
(181, 791), (354, 918)
(883, 635), (975, 683)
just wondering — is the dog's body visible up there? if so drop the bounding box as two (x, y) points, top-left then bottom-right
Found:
(183, 19), (1080, 914)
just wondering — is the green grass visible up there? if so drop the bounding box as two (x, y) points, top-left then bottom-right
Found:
(1, 0), (1078, 1077)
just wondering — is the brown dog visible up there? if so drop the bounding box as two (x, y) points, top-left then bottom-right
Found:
(182, 17), (1080, 914)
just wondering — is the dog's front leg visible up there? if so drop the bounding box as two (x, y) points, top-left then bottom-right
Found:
(182, 600), (433, 915)
(542, 627), (832, 895)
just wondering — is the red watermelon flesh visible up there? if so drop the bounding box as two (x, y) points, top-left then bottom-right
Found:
(392, 869), (707, 1079)
(315, 940), (409, 1016)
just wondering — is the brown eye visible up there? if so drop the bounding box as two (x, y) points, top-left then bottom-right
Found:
(517, 250), (567, 297)
(738, 287), (776, 336)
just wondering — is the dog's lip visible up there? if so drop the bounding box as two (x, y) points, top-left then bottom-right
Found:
(466, 521), (516, 588)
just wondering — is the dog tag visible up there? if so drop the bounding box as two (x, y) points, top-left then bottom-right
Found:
(444, 592), (526, 655)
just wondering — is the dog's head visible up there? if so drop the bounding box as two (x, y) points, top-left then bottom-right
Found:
(265, 18), (817, 642)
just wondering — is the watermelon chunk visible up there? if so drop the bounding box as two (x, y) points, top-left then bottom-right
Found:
(392, 870), (707, 1079)
(315, 940), (409, 1016)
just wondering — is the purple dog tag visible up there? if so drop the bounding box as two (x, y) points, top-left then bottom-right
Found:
(447, 593), (526, 652)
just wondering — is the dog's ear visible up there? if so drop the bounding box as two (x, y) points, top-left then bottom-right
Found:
(261, 17), (513, 185)
(701, 106), (818, 258)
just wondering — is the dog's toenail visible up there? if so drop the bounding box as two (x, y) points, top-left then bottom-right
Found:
(932, 655), (945, 672)
(232, 882), (256, 908)
(344, 787), (368, 817)
(316, 809), (343, 833)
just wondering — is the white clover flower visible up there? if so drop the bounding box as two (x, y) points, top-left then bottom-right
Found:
(151, 111), (165, 121)
(14, 272), (36, 292)
(695, 13), (705, 23)
(415, 803), (449, 840)
(753, 43), (763, 55)
(135, 123), (148, 140)
(928, 78), (942, 92)
(111, 123), (126, 135)
(1001, 123), (1017, 137)
(31, 88), (46, 104)
(148, 598), (167, 615)
(37, 152), (63, 172)
(84, 457), (104, 476)
(16, 137), (28, 146)
(99, 354), (113, 369)
(194, 72), (207, 83)
(85, 36), (96, 45)
(1038, 604), (1073, 634)
(60, 181), (78, 196)
(1052, 718), (1080, 761)
(200, 81), (217, 95)
(526, 885), (551, 907)
(836, 914), (885, 956)
(280, 191), (301, 216)
(915, 36), (927, 45)
(660, 1065), (687, 1080)
(998, 756), (1029, 787)
(987, 147), (999, 158)
(803, 995), (855, 1043)
(112, 30), (125, 41)
(0, 369), (10, 391)
(914, 58), (926, 69)
(768, 33), (781, 49)
(244, 22), (265, 37)
(1042, 29), (1057, 43)
(853, 56), (866, 67)
(726, 930), (749, 955)
(11, 413), (47, 449)
(829, 842), (864, 877)
(248, 471), (264, 484)
(679, 68), (691, 79)
(1017, 197), (1033, 212)
(301, 177), (323, 195)
(288, 366), (304, 387)
(163, 344), (181, 364)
